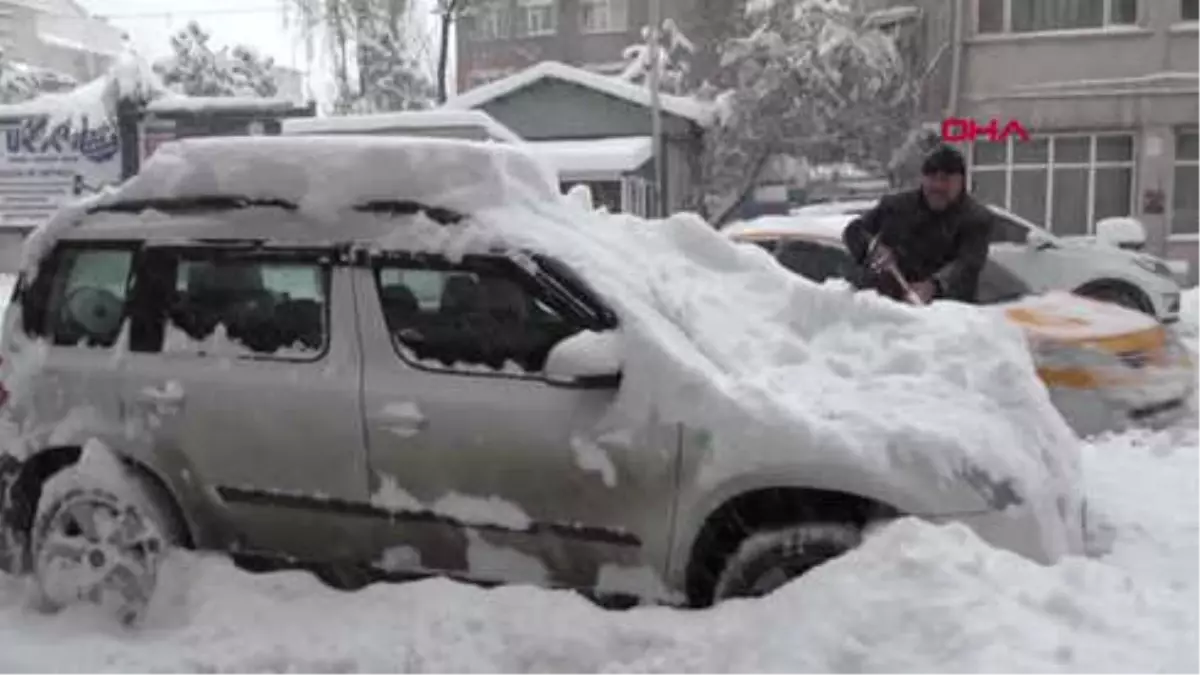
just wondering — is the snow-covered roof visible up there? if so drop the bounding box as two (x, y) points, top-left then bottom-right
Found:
(444, 61), (713, 126)
(0, 49), (165, 127)
(145, 95), (310, 115)
(67, 135), (562, 225)
(530, 137), (653, 179)
(723, 213), (854, 242)
(281, 110), (523, 144)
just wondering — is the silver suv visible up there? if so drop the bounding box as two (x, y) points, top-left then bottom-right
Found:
(0, 137), (1084, 624)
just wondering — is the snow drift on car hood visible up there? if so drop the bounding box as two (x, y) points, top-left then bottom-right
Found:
(21, 136), (1084, 558)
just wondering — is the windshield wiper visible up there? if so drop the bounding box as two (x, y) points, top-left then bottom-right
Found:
(90, 195), (298, 214)
(353, 200), (462, 225)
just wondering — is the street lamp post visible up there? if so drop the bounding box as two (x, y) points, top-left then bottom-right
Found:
(647, 0), (665, 218)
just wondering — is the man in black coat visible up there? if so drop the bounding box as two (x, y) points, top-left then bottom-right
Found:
(843, 145), (995, 304)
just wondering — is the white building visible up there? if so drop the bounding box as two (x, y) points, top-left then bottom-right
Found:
(0, 0), (126, 83)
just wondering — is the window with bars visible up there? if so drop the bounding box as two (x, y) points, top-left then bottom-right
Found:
(516, 0), (557, 36)
(978, 0), (1137, 33)
(968, 133), (1136, 237)
(1173, 130), (1198, 239)
(469, 2), (508, 40)
(579, 0), (628, 33)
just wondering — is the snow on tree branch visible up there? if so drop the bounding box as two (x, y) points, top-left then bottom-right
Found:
(154, 21), (279, 98)
(0, 47), (76, 105)
(696, 0), (915, 224)
(619, 18), (696, 96)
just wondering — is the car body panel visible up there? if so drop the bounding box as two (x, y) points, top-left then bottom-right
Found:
(117, 258), (376, 564)
(353, 259), (680, 595)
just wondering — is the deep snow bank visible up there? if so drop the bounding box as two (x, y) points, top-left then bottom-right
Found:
(0, 506), (1191, 672)
(22, 137), (1082, 548)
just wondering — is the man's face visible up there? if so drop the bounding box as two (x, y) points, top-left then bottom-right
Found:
(921, 171), (964, 211)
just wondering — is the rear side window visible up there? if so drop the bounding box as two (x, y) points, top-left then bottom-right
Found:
(27, 246), (134, 348)
(156, 250), (330, 360)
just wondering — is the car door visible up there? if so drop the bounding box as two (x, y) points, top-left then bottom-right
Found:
(4, 241), (137, 455)
(357, 251), (679, 596)
(119, 243), (374, 563)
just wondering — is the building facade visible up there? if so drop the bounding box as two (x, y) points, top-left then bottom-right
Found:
(0, 0), (125, 84)
(893, 0), (1198, 281)
(455, 0), (712, 93)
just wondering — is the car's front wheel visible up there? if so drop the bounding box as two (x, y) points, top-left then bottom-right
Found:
(31, 465), (176, 626)
(712, 522), (861, 601)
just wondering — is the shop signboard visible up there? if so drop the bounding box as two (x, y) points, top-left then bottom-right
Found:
(0, 112), (122, 230)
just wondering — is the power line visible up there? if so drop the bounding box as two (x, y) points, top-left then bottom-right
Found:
(99, 7), (287, 20)
(23, 7), (287, 21)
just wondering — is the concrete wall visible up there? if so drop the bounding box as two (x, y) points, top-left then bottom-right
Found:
(469, 77), (701, 213)
(0, 1), (122, 84)
(891, 0), (1200, 284)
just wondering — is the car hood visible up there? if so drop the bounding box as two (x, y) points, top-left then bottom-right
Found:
(995, 291), (1161, 344)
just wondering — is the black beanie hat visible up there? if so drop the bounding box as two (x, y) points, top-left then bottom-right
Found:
(921, 144), (967, 176)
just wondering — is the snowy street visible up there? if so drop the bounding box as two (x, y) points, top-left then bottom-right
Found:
(0, 418), (1192, 672)
(0, 284), (1191, 672)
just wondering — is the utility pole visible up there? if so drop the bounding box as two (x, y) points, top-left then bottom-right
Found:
(647, 0), (665, 218)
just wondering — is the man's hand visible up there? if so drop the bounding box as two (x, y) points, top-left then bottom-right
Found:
(866, 240), (896, 273)
(910, 280), (937, 304)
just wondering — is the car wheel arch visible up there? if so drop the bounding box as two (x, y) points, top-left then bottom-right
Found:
(3, 445), (194, 572)
(681, 486), (901, 608)
(1074, 278), (1155, 314)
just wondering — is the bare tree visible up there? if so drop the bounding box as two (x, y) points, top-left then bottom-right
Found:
(284, 0), (430, 110)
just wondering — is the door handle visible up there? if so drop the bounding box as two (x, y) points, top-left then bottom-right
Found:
(374, 403), (428, 437)
(138, 381), (185, 405)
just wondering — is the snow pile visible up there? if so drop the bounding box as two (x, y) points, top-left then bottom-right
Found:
(22, 136), (1081, 553)
(1176, 286), (1198, 355)
(0, 436), (1193, 673)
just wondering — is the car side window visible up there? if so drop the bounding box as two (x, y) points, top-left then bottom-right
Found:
(156, 250), (329, 360)
(27, 245), (135, 348)
(990, 213), (1030, 245)
(375, 257), (581, 375)
(975, 261), (1031, 305)
(776, 239), (856, 283)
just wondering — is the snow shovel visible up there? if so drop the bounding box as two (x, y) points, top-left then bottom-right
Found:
(885, 262), (926, 307)
(868, 236), (925, 306)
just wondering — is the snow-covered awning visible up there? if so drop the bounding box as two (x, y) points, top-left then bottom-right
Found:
(145, 95), (312, 116)
(530, 136), (654, 181)
(282, 110), (523, 144)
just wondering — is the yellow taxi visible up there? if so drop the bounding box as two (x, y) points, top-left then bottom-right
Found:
(725, 214), (1195, 437)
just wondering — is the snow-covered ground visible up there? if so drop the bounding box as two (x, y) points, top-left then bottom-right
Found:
(0, 280), (1191, 672)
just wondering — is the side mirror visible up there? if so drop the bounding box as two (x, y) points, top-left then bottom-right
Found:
(544, 330), (623, 388)
(1095, 216), (1147, 251)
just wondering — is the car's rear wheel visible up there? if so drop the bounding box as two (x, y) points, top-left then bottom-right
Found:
(31, 465), (177, 626)
(712, 522), (861, 602)
(1076, 281), (1154, 316)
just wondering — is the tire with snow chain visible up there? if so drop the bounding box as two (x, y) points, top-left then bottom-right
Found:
(30, 464), (178, 626)
(713, 523), (861, 602)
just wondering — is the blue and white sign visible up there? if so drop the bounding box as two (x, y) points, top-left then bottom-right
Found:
(0, 112), (123, 230)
